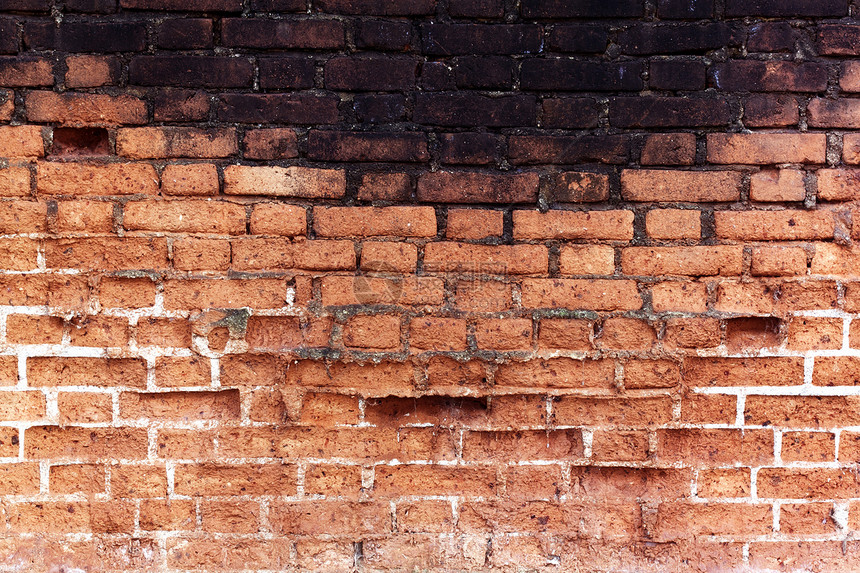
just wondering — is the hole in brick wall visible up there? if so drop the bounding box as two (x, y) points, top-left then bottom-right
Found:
(725, 317), (782, 351)
(51, 127), (110, 157)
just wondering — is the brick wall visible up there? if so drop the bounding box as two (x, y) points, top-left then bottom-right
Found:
(1, 0), (860, 570)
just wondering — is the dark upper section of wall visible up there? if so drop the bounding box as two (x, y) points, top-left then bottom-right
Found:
(2, 0), (860, 204)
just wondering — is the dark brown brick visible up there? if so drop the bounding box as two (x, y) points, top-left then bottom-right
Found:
(548, 25), (607, 53)
(618, 23), (737, 55)
(711, 61), (828, 92)
(521, 0), (644, 18)
(521, 60), (644, 91)
(121, 0), (242, 10)
(453, 56), (514, 90)
(541, 98), (599, 129)
(744, 95), (798, 127)
(414, 93), (535, 127)
(417, 172), (538, 204)
(307, 131), (428, 162)
(748, 22), (795, 52)
(354, 20), (412, 51)
(725, 0), (846, 17)
(421, 24), (541, 55)
(24, 21), (147, 52)
(508, 135), (629, 165)
(610, 97), (731, 128)
(657, 0), (713, 18)
(354, 95), (405, 123)
(649, 61), (706, 91)
(439, 133), (497, 165)
(221, 19), (345, 49)
(259, 57), (315, 90)
(315, 0), (435, 14)
(325, 57), (416, 91)
(129, 56), (253, 88)
(156, 19), (213, 50)
(217, 94), (339, 124)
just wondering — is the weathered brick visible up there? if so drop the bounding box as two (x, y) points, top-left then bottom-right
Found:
(508, 135), (629, 165)
(750, 169), (806, 202)
(707, 133), (826, 165)
(117, 127), (238, 159)
(621, 170), (742, 202)
(521, 279), (641, 311)
(513, 210), (633, 241)
(27, 91), (146, 126)
(223, 166), (345, 198)
(37, 163), (158, 196)
(417, 171), (538, 204)
(622, 246), (742, 277)
(710, 61), (827, 92)
(715, 210), (834, 240)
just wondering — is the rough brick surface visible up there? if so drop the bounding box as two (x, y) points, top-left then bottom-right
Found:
(0, 1), (856, 570)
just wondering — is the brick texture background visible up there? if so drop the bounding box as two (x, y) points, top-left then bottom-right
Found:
(1, 0), (860, 570)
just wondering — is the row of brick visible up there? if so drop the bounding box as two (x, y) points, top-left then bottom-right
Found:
(2, 309), (858, 354)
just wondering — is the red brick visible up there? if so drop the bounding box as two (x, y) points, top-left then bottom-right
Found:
(592, 430), (648, 462)
(463, 430), (582, 461)
(231, 239), (355, 271)
(750, 168), (806, 202)
(175, 463), (296, 496)
(361, 241), (417, 273)
(154, 357), (211, 387)
(751, 246), (807, 276)
(374, 465), (496, 497)
(50, 464), (105, 495)
(163, 278), (286, 310)
(0, 274), (89, 310)
(223, 165), (345, 198)
(397, 501), (454, 532)
(622, 246), (743, 277)
(0, 57), (53, 86)
(37, 162), (158, 196)
(0, 200), (46, 233)
(745, 395), (860, 428)
(315, 206), (436, 237)
(808, 99), (860, 129)
(474, 318), (532, 350)
(100, 277), (155, 309)
(117, 127), (237, 159)
(28, 356), (144, 388)
(69, 316), (129, 348)
(513, 210), (633, 240)
(120, 390), (239, 421)
(25, 426), (148, 460)
(697, 469), (750, 498)
(304, 464), (362, 499)
(45, 237), (168, 270)
(621, 169), (742, 202)
(624, 359), (680, 389)
(759, 468), (860, 499)
(521, 279), (642, 310)
(64, 55), (119, 88)
(707, 133), (826, 164)
(681, 393), (736, 424)
(140, 500), (195, 531)
(173, 238), (230, 270)
(56, 200), (113, 233)
(553, 396), (673, 427)
(446, 208), (503, 240)
(782, 431), (835, 462)
(27, 91), (147, 126)
(0, 391), (45, 421)
(0, 238), (38, 270)
(409, 317), (467, 352)
(424, 242), (547, 275)
(243, 128), (298, 160)
(454, 279), (512, 312)
(6, 314), (63, 344)
(270, 501), (390, 535)
(343, 314), (401, 350)
(0, 166), (31, 197)
(786, 318), (842, 350)
(417, 171), (538, 204)
(715, 210), (834, 240)
(125, 200), (246, 234)
(538, 318), (593, 350)
(0, 125), (44, 158)
(714, 281), (777, 314)
(653, 502), (772, 541)
(656, 428), (773, 466)
(495, 358), (614, 391)
(684, 357), (803, 387)
(284, 360), (414, 396)
(161, 164), (219, 196)
(645, 209), (701, 239)
(558, 245), (615, 276)
(245, 316), (331, 351)
(596, 318), (655, 350)
(664, 318), (721, 349)
(249, 203), (306, 236)
(321, 275), (443, 306)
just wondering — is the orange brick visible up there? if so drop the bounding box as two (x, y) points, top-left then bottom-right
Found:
(447, 209), (503, 240)
(782, 431), (835, 462)
(175, 463), (297, 496)
(425, 242), (547, 275)
(538, 318), (593, 350)
(315, 206), (436, 237)
(417, 171), (538, 204)
(64, 55), (119, 88)
(512, 210), (633, 240)
(154, 357), (211, 388)
(0, 274), (89, 310)
(0, 200), (47, 232)
(744, 395), (860, 428)
(0, 125), (44, 158)
(117, 127), (238, 159)
(0, 356), (17, 386)
(697, 469), (750, 498)
(99, 277), (155, 308)
(245, 316), (332, 351)
(249, 203), (306, 236)
(621, 169), (742, 202)
(28, 356), (144, 388)
(758, 468), (860, 499)
(656, 429), (773, 466)
(474, 318), (532, 350)
(174, 238), (231, 270)
(160, 164), (219, 196)
(684, 357), (803, 387)
(780, 503), (836, 535)
(112, 464), (168, 498)
(454, 279), (512, 312)
(651, 281), (708, 312)
(0, 57), (53, 87)
(787, 317), (842, 350)
(596, 318), (655, 350)
(409, 317), (467, 352)
(119, 390), (240, 421)
(622, 246), (743, 276)
(813, 356), (860, 386)
(270, 501), (389, 535)
(136, 318), (191, 347)
(56, 200), (114, 233)
(125, 200), (246, 234)
(750, 168), (806, 202)
(230, 238), (355, 271)
(374, 465), (496, 497)
(645, 209), (701, 239)
(27, 91), (147, 126)
(463, 430), (582, 462)
(751, 246), (807, 276)
(653, 503), (772, 540)
(505, 466), (563, 501)
(396, 501), (454, 532)
(624, 359), (680, 389)
(25, 427), (148, 460)
(714, 281), (776, 314)
(342, 315), (401, 350)
(285, 360), (414, 397)
(0, 238), (38, 271)
(681, 393), (736, 425)
(67, 316), (128, 348)
(592, 430), (648, 461)
(495, 358), (614, 391)
(361, 241), (417, 273)
(163, 278), (286, 310)
(521, 279), (642, 311)
(553, 396), (673, 427)
(0, 166), (32, 197)
(817, 168), (860, 201)
(7, 314), (63, 345)
(304, 464), (362, 499)
(300, 392), (360, 425)
(707, 133), (826, 164)
(37, 162), (158, 196)
(201, 501), (260, 533)
(0, 390), (44, 422)
(663, 318), (721, 349)
(223, 165), (346, 198)
(58, 392), (111, 424)
(715, 210), (834, 240)
(140, 500), (195, 531)
(559, 245), (615, 275)
(49, 464), (105, 495)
